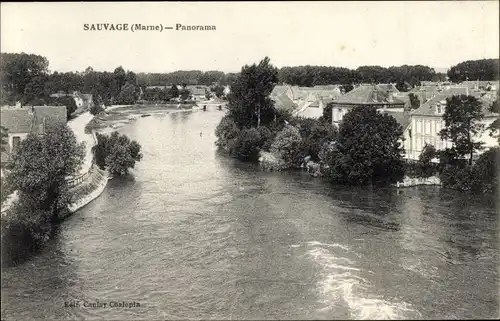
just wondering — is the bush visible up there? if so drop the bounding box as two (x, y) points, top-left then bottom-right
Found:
(215, 115), (240, 151)
(295, 118), (338, 161)
(90, 105), (105, 115)
(270, 125), (303, 168)
(1, 196), (53, 264)
(231, 127), (262, 161)
(257, 126), (274, 152)
(471, 147), (499, 193)
(259, 151), (286, 171)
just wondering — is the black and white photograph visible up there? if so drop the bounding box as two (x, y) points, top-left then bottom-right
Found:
(1, 1), (499, 320)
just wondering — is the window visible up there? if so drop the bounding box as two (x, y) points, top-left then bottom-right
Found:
(425, 121), (431, 135)
(12, 136), (21, 151)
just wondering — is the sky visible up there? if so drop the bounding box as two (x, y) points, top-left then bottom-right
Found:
(1, 1), (499, 74)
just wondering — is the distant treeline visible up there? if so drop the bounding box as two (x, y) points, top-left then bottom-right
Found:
(137, 71), (239, 87)
(447, 59), (499, 82)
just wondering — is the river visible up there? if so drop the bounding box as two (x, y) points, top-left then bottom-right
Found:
(1, 110), (499, 320)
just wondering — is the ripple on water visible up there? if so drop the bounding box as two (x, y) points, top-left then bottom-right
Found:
(306, 241), (421, 320)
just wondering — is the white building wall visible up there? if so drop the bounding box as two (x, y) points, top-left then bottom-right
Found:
(407, 115), (497, 160)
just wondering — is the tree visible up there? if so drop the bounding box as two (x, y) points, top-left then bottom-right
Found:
(205, 90), (212, 100)
(227, 57), (279, 128)
(115, 82), (139, 105)
(5, 123), (85, 216)
(322, 103), (333, 123)
(409, 93), (420, 110)
(93, 132), (143, 176)
(52, 96), (77, 119)
(447, 59), (499, 82)
(0, 53), (49, 99)
(212, 85), (225, 98)
(323, 106), (405, 185)
(439, 95), (484, 165)
(170, 84), (179, 98)
(487, 92), (500, 144)
(0, 126), (8, 152)
(295, 118), (338, 161)
(231, 128), (262, 161)
(179, 88), (190, 101)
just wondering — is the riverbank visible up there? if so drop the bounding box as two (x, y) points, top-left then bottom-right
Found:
(86, 104), (196, 133)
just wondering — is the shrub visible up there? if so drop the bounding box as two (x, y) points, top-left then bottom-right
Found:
(471, 147), (499, 193)
(1, 196), (53, 264)
(215, 115), (240, 151)
(270, 125), (303, 168)
(90, 105), (105, 115)
(296, 118), (338, 161)
(259, 151), (286, 171)
(257, 126), (274, 152)
(231, 127), (262, 161)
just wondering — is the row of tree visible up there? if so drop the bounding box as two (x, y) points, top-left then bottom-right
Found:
(447, 59), (499, 83)
(136, 71), (240, 87)
(278, 65), (445, 89)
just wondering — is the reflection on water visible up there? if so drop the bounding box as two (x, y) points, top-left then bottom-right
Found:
(1, 110), (499, 320)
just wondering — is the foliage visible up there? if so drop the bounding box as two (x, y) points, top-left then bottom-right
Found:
(135, 71), (238, 87)
(0, 53), (49, 104)
(230, 127), (262, 161)
(205, 90), (212, 100)
(5, 123), (85, 215)
(295, 118), (338, 161)
(278, 65), (436, 87)
(270, 125), (303, 168)
(439, 95), (484, 165)
(1, 197), (53, 264)
(257, 126), (274, 152)
(227, 57), (279, 128)
(90, 104), (105, 115)
(115, 82), (140, 105)
(408, 93), (420, 110)
(211, 85), (225, 98)
(0, 125), (8, 152)
(51, 96), (77, 119)
(341, 84), (354, 93)
(322, 103), (333, 123)
(215, 114), (240, 151)
(447, 59), (499, 82)
(471, 147), (499, 193)
(179, 88), (191, 101)
(322, 106), (405, 185)
(93, 132), (143, 176)
(404, 144), (438, 178)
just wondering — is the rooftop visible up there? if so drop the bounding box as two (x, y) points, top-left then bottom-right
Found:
(333, 84), (405, 105)
(412, 87), (495, 117)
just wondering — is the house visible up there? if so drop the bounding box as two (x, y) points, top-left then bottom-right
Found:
(460, 80), (499, 92)
(50, 91), (94, 110)
(404, 87), (497, 160)
(187, 86), (208, 101)
(272, 93), (297, 112)
(381, 110), (413, 157)
(0, 105), (67, 174)
(329, 84), (406, 127)
(293, 98), (335, 119)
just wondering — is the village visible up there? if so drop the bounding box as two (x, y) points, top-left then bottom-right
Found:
(2, 78), (498, 179)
